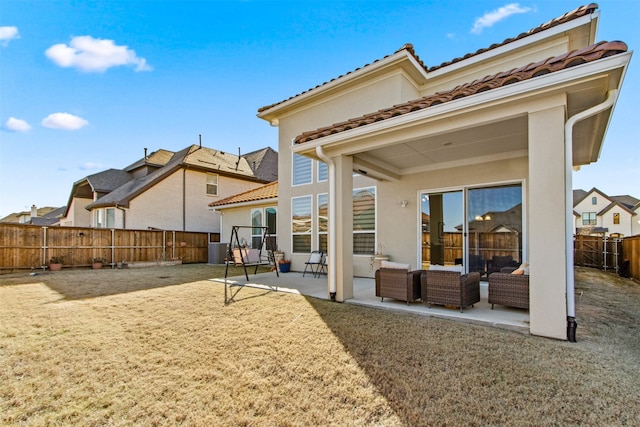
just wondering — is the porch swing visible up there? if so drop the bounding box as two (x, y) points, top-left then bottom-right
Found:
(223, 225), (278, 304)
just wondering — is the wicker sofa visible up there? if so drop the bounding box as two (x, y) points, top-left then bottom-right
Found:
(420, 270), (481, 312)
(375, 267), (422, 305)
(488, 268), (529, 309)
(486, 255), (520, 275)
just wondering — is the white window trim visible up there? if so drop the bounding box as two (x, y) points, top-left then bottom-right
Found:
(353, 186), (376, 256)
(291, 195), (313, 253)
(417, 179), (526, 271)
(292, 153), (312, 187)
(206, 173), (219, 196)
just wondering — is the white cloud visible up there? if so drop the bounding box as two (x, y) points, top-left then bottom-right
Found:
(471, 3), (532, 34)
(41, 113), (89, 130)
(5, 117), (31, 132)
(45, 35), (152, 72)
(0, 26), (19, 46)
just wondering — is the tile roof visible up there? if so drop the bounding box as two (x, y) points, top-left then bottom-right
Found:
(258, 4), (599, 114)
(209, 181), (278, 207)
(294, 40), (628, 144)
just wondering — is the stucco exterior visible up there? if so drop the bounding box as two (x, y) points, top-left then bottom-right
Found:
(258, 5), (631, 340)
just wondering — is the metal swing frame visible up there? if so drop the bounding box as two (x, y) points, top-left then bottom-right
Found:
(224, 225), (278, 304)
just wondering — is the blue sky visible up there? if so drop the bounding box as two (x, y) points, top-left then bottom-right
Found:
(1, 0), (638, 218)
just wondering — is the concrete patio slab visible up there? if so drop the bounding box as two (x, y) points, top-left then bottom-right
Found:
(213, 271), (530, 334)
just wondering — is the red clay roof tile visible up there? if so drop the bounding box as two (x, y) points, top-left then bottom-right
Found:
(294, 40), (627, 144)
(208, 181), (278, 207)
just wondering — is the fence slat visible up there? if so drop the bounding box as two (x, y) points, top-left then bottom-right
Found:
(0, 224), (211, 271)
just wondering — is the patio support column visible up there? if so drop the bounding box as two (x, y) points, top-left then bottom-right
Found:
(528, 104), (567, 340)
(334, 154), (354, 301)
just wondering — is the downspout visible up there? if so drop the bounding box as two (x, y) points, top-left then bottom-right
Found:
(315, 145), (337, 301)
(564, 89), (618, 342)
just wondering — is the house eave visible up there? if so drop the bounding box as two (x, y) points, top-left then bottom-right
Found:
(292, 51), (631, 167)
(209, 198), (278, 211)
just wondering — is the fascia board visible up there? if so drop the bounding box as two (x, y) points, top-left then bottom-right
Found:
(291, 52), (632, 157)
(210, 198), (278, 211)
(258, 50), (427, 120)
(427, 13), (599, 79)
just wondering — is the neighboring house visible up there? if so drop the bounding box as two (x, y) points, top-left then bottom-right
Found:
(59, 145), (278, 233)
(256, 4), (631, 340)
(209, 181), (279, 248)
(573, 188), (639, 237)
(0, 205), (64, 226)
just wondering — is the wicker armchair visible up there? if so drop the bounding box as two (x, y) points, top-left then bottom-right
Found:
(488, 270), (529, 309)
(375, 268), (422, 305)
(421, 270), (481, 312)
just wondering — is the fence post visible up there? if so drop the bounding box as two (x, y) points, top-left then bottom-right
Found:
(42, 226), (48, 267)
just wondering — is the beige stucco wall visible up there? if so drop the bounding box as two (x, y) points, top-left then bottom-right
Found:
(276, 73), (417, 273)
(60, 197), (92, 227)
(424, 36), (571, 95)
(217, 202), (278, 248)
(125, 169), (264, 232)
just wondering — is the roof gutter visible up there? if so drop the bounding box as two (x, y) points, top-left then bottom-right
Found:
(564, 88), (618, 342)
(314, 145), (337, 301)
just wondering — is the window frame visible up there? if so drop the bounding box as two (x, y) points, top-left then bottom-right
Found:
(353, 186), (376, 255)
(318, 193), (328, 253)
(206, 173), (219, 196)
(291, 196), (312, 253)
(582, 212), (597, 226)
(292, 153), (312, 186)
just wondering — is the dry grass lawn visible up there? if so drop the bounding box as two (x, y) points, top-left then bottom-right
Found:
(1, 265), (639, 426)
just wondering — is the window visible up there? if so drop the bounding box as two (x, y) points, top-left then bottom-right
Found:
(613, 213), (620, 225)
(292, 154), (312, 185)
(318, 193), (328, 253)
(592, 196), (597, 205)
(582, 212), (597, 225)
(318, 161), (328, 182)
(292, 196), (312, 253)
(353, 187), (376, 255)
(251, 209), (263, 248)
(251, 207), (278, 249)
(206, 174), (218, 196)
(95, 210), (103, 228)
(106, 208), (115, 228)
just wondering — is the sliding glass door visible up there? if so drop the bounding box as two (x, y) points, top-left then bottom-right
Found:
(421, 190), (463, 268)
(421, 184), (522, 274)
(467, 184), (522, 275)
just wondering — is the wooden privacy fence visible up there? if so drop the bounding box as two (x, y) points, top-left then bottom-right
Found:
(0, 224), (212, 271)
(574, 234), (639, 281)
(421, 232), (521, 265)
(622, 235), (640, 281)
